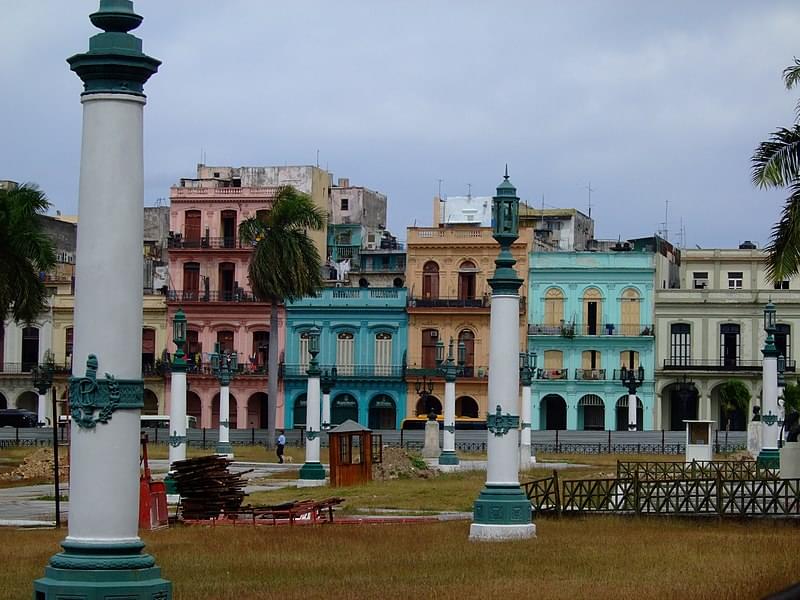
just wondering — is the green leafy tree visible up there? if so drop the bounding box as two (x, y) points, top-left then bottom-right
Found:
(0, 183), (56, 323)
(782, 382), (800, 414)
(239, 186), (325, 446)
(752, 58), (800, 281)
(718, 379), (750, 432)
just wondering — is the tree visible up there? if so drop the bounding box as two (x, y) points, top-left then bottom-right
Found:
(0, 183), (56, 323)
(238, 186), (325, 446)
(782, 382), (800, 414)
(718, 379), (750, 432)
(752, 57), (800, 282)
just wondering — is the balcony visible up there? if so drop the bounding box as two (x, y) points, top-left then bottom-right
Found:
(410, 295), (489, 309)
(575, 368), (606, 381)
(289, 287), (407, 309)
(537, 368), (568, 380)
(662, 359), (796, 372)
(0, 362), (72, 375)
(281, 364), (404, 380)
(167, 290), (266, 303)
(528, 323), (654, 337)
(405, 365), (487, 379)
(167, 235), (250, 250)
(171, 362), (270, 377)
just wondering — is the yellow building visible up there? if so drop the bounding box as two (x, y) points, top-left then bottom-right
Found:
(404, 225), (533, 419)
(51, 293), (169, 414)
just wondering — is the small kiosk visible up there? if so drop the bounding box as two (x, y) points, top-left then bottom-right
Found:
(327, 420), (382, 487)
(684, 419), (714, 463)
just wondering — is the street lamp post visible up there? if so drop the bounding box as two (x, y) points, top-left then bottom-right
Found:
(519, 351), (537, 466)
(320, 367), (337, 430)
(32, 357), (54, 427)
(437, 337), (464, 468)
(34, 2), (170, 597)
(470, 168), (535, 541)
(759, 301), (780, 468)
(415, 375), (435, 415)
(299, 326), (326, 485)
(211, 343), (237, 458)
(620, 365), (645, 431)
(168, 308), (188, 469)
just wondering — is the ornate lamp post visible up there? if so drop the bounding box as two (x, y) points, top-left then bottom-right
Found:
(437, 337), (464, 468)
(168, 308), (188, 469)
(519, 351), (537, 466)
(759, 301), (780, 468)
(32, 357), (54, 427)
(299, 326), (326, 485)
(620, 364), (645, 431)
(211, 342), (237, 458)
(34, 2), (169, 597)
(778, 354), (786, 447)
(415, 375), (436, 415)
(320, 367), (338, 430)
(470, 168), (535, 541)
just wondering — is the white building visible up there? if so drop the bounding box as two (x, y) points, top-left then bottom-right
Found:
(654, 244), (800, 432)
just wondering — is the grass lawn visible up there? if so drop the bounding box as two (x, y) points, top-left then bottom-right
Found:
(2, 517), (798, 599)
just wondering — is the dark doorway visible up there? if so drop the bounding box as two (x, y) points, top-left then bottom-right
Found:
(422, 262), (439, 299)
(670, 386), (698, 430)
(458, 261), (477, 301)
(368, 395), (396, 429)
(720, 324), (740, 367)
(183, 262), (200, 300)
(332, 394), (359, 425)
(421, 329), (439, 369)
(184, 210), (201, 247)
(221, 210), (236, 248)
(219, 263), (235, 300)
(21, 327), (39, 372)
(542, 394), (567, 430)
(587, 302), (598, 336)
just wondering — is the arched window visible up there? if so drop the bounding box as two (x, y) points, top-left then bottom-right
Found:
(220, 209), (237, 248)
(368, 394), (396, 429)
(186, 330), (201, 361)
(456, 396), (479, 418)
(251, 331), (269, 370)
(544, 288), (564, 328)
(183, 262), (200, 300)
(542, 350), (564, 379)
(458, 260), (477, 301)
(332, 393), (358, 425)
(294, 394), (307, 427)
(184, 209), (201, 246)
(579, 350), (602, 379)
(776, 324), (791, 361)
(422, 261), (439, 300)
(21, 327), (39, 372)
(299, 331), (311, 370)
(142, 328), (156, 373)
(358, 278), (369, 288)
(65, 327), (73, 367)
(583, 288), (603, 335)
(374, 332), (393, 376)
(421, 329), (439, 369)
(393, 277), (404, 288)
(720, 323), (740, 367)
(578, 394), (605, 430)
(458, 329), (475, 377)
(616, 396), (644, 431)
(336, 332), (355, 375)
(541, 394), (567, 430)
(218, 262), (235, 300)
(415, 395), (442, 416)
(620, 288), (640, 335)
(217, 330), (234, 353)
(670, 323), (691, 366)
(619, 350), (640, 370)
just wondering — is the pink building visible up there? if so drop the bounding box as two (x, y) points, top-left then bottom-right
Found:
(165, 180), (286, 430)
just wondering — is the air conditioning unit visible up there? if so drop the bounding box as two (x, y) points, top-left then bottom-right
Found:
(366, 241), (377, 250)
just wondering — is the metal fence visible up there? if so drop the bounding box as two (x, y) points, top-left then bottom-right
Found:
(617, 460), (779, 481)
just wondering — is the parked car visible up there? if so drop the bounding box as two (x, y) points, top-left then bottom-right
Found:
(0, 409), (39, 428)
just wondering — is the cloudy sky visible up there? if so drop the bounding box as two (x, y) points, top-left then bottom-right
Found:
(3, 1), (800, 248)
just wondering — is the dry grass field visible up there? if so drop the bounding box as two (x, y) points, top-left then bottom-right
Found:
(2, 517), (798, 600)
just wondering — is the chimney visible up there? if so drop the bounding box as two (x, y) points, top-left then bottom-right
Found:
(338, 178), (350, 188)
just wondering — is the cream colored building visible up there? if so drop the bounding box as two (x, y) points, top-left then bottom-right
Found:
(654, 246), (800, 431)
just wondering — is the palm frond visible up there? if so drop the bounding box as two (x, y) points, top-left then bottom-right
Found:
(784, 57), (800, 90)
(751, 125), (800, 188)
(268, 186), (326, 231)
(765, 182), (800, 282)
(237, 217), (267, 245)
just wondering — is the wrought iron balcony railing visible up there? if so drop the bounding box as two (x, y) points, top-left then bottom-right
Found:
(178, 362), (269, 377)
(662, 359), (796, 372)
(0, 362), (72, 375)
(575, 368), (606, 381)
(537, 368), (568, 380)
(167, 235), (250, 250)
(167, 290), (265, 303)
(281, 363), (405, 379)
(528, 323), (654, 337)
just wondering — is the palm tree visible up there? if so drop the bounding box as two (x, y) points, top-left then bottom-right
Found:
(0, 183), (56, 323)
(239, 185), (325, 446)
(752, 58), (800, 281)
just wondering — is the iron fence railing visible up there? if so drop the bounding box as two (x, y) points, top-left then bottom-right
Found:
(662, 358), (796, 371)
(0, 362), (71, 374)
(528, 323), (654, 337)
(167, 290), (264, 303)
(281, 363), (404, 379)
(537, 368), (568, 380)
(617, 460), (779, 481)
(575, 368), (606, 381)
(167, 236), (250, 250)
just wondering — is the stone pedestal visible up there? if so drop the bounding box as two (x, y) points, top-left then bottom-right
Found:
(780, 441), (800, 478)
(747, 420), (762, 459)
(422, 420), (441, 459)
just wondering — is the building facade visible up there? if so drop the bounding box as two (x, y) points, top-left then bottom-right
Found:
(404, 225), (533, 420)
(528, 250), (656, 430)
(283, 287), (408, 429)
(655, 247), (800, 431)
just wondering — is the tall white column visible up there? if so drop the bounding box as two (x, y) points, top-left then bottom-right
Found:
(37, 393), (48, 426)
(299, 374), (325, 485)
(35, 4), (168, 595)
(168, 370), (187, 465)
(216, 384), (233, 458)
(439, 375), (459, 469)
(628, 393), (638, 431)
(322, 392), (331, 428)
(519, 383), (533, 465)
(761, 354), (780, 458)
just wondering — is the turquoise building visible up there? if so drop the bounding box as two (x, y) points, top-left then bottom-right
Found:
(283, 287), (408, 429)
(528, 251), (656, 430)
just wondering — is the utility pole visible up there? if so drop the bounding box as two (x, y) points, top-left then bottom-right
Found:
(586, 182), (594, 218)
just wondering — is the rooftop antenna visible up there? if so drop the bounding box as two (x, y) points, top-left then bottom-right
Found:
(658, 199), (670, 242)
(467, 183), (472, 199)
(541, 193), (545, 211)
(316, 149), (319, 168)
(437, 179), (443, 200)
(586, 182), (594, 218)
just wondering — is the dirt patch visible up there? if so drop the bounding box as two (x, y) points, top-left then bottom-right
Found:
(0, 448), (69, 482)
(372, 447), (434, 481)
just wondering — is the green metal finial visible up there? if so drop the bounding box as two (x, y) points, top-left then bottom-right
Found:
(489, 168), (523, 295)
(504, 164), (509, 180)
(68, 0), (160, 96)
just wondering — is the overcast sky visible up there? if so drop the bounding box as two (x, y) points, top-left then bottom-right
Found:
(3, 1), (800, 248)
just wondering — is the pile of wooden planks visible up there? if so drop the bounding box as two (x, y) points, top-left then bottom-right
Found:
(172, 455), (250, 520)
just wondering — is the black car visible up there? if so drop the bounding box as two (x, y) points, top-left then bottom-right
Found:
(0, 409), (39, 428)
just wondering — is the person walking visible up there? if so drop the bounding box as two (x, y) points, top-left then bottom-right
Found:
(276, 430), (286, 464)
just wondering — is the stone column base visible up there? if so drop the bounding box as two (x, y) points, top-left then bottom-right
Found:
(34, 541), (171, 599)
(298, 462), (326, 480)
(757, 448), (780, 469)
(469, 522), (536, 541)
